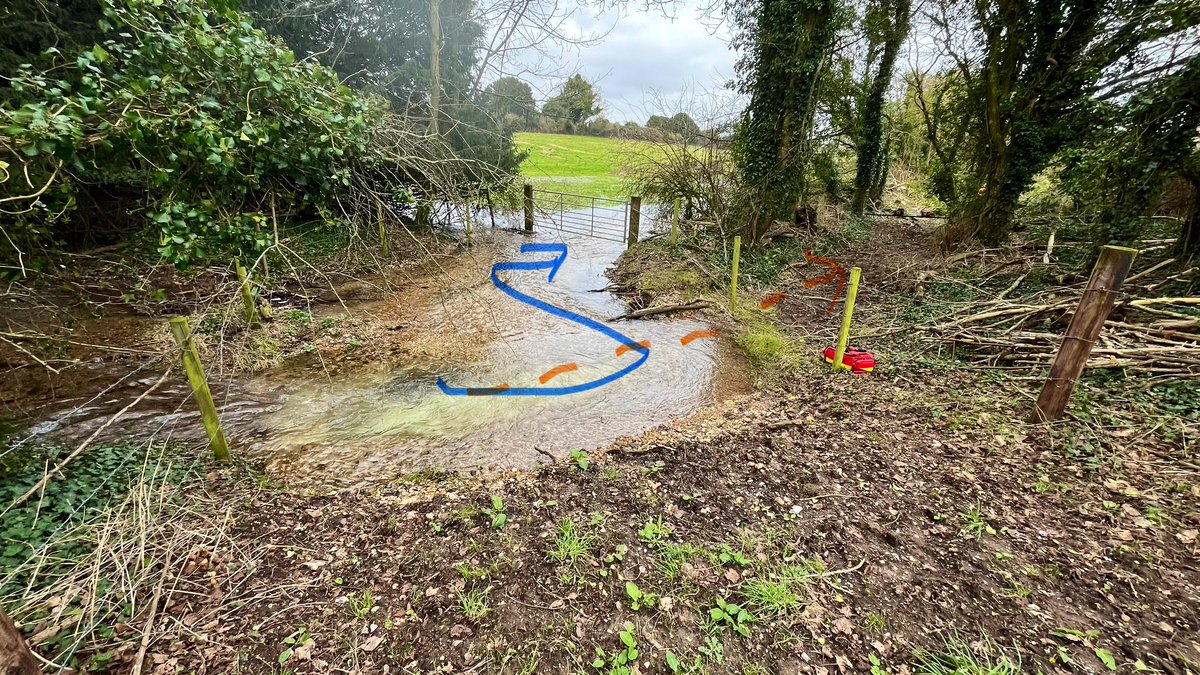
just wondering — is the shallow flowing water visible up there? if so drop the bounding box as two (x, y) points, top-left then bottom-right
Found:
(8, 220), (748, 486)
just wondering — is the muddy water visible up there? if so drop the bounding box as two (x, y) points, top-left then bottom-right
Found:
(250, 226), (749, 484)
(8, 222), (748, 486)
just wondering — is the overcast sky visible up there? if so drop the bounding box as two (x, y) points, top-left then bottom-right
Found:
(514, 0), (742, 125)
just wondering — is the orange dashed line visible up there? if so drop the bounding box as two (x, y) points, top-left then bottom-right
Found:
(539, 363), (578, 384)
(680, 330), (720, 346)
(615, 340), (652, 357)
(761, 292), (787, 310)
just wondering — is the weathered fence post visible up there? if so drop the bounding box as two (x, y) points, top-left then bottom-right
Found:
(1031, 245), (1138, 422)
(730, 235), (742, 309)
(169, 317), (231, 461)
(627, 196), (642, 249)
(0, 606), (39, 675)
(485, 189), (497, 228)
(377, 200), (389, 254)
(234, 259), (261, 329)
(523, 184), (535, 233)
(832, 267), (863, 372)
(671, 197), (681, 246)
(417, 202), (431, 229)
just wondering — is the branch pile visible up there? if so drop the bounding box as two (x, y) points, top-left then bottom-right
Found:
(927, 266), (1199, 384)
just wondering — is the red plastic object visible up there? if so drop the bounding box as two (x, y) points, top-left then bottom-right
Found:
(823, 346), (875, 374)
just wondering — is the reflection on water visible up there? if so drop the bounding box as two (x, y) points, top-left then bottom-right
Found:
(251, 226), (748, 484)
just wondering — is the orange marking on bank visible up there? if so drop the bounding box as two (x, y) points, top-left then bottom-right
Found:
(615, 340), (652, 357)
(539, 363), (578, 384)
(680, 330), (720, 346)
(761, 292), (787, 310)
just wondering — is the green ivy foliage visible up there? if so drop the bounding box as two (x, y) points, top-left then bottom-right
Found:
(729, 0), (850, 239)
(0, 0), (402, 268)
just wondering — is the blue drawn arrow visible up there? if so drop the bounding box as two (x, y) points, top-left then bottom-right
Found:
(437, 243), (650, 396)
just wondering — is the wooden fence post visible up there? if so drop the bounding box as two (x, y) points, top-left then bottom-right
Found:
(234, 259), (261, 329)
(377, 200), (389, 254)
(417, 202), (431, 229)
(832, 267), (863, 372)
(0, 606), (39, 675)
(485, 189), (497, 228)
(671, 197), (681, 246)
(523, 184), (535, 233)
(1031, 245), (1138, 422)
(169, 317), (231, 461)
(730, 235), (742, 309)
(627, 196), (642, 249)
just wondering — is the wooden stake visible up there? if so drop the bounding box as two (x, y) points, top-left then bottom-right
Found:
(235, 259), (261, 329)
(628, 196), (642, 249)
(377, 200), (389, 254)
(485, 189), (497, 228)
(730, 235), (742, 310)
(1031, 245), (1138, 422)
(0, 607), (38, 675)
(523, 184), (534, 233)
(169, 317), (231, 461)
(832, 267), (862, 372)
(671, 197), (681, 246)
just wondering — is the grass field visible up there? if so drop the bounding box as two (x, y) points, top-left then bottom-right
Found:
(515, 132), (653, 199)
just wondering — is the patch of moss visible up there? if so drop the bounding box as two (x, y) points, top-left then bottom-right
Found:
(735, 319), (806, 372)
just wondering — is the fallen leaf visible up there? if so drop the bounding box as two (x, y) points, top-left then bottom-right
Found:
(1177, 529), (1198, 544)
(361, 636), (383, 652)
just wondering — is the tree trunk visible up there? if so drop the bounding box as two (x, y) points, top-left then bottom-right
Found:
(0, 608), (39, 675)
(428, 0), (441, 135)
(851, 0), (911, 215)
(1179, 171), (1200, 260)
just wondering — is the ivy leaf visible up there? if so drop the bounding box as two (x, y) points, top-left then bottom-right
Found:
(1094, 648), (1117, 671)
(92, 45), (110, 63)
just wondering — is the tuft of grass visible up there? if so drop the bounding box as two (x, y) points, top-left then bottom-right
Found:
(735, 318), (806, 371)
(456, 587), (492, 621)
(550, 519), (596, 581)
(742, 578), (803, 616)
(913, 635), (1020, 675)
(347, 588), (374, 619)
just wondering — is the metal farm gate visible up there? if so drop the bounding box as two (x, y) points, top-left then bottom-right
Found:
(531, 189), (629, 243)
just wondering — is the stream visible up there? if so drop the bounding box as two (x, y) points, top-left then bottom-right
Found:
(7, 220), (749, 486)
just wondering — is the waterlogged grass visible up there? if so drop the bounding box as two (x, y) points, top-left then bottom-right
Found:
(516, 132), (657, 199)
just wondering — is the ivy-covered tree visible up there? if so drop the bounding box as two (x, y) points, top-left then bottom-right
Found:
(0, 0), (105, 102)
(730, 0), (848, 239)
(942, 0), (1200, 246)
(1061, 55), (1200, 257)
(850, 0), (911, 215)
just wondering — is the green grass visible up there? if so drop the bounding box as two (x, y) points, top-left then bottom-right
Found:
(516, 132), (655, 199)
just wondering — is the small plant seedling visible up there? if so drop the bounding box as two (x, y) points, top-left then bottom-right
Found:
(347, 589), (374, 618)
(278, 627), (312, 667)
(714, 545), (752, 567)
(960, 505), (997, 538)
(482, 495), (508, 529)
(639, 517), (671, 542)
(592, 622), (639, 674)
(625, 581), (658, 611)
(708, 597), (753, 637)
(699, 636), (724, 664)
(571, 450), (590, 471)
(666, 650), (703, 674)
